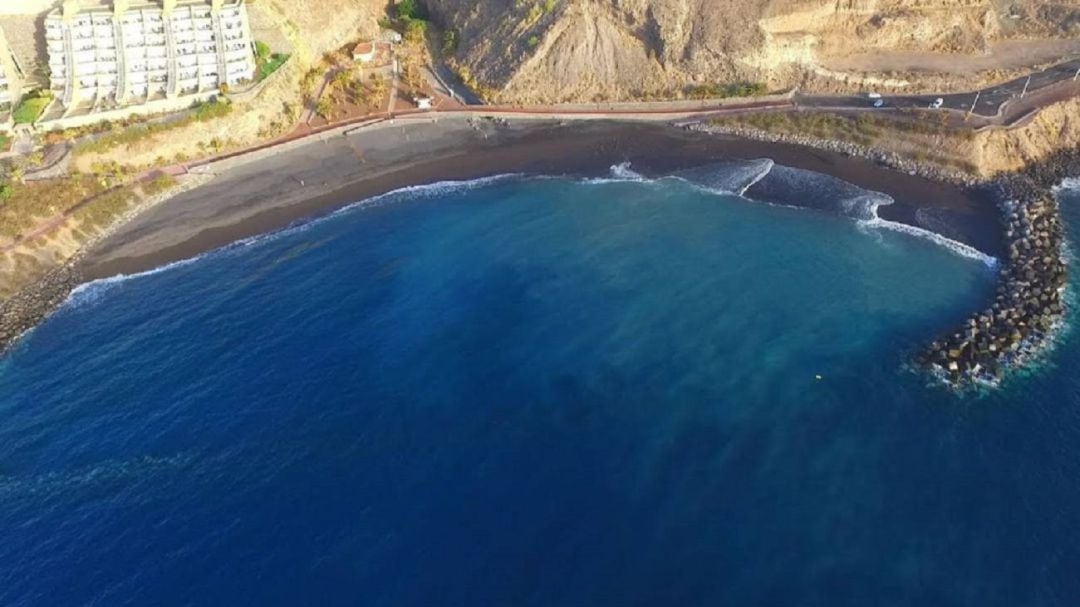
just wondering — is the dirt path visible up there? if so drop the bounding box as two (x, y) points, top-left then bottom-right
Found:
(822, 40), (1080, 75)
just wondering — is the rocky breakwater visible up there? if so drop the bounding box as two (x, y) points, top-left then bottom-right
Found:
(690, 123), (980, 187)
(919, 174), (1067, 386)
(0, 264), (84, 354)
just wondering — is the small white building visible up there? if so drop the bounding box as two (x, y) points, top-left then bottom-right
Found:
(352, 42), (375, 64)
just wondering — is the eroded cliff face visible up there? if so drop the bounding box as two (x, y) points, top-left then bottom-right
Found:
(975, 97), (1080, 176)
(426, 0), (1080, 103)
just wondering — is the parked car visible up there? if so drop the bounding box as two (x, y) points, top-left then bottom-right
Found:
(930, 98), (944, 109)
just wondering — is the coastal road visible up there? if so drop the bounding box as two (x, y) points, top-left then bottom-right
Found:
(12, 51), (1080, 258)
(796, 56), (1080, 118)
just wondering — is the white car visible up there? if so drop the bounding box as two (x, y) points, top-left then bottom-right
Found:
(873, 98), (885, 108)
(930, 98), (944, 109)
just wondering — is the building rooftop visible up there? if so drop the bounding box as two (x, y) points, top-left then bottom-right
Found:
(43, 0), (255, 119)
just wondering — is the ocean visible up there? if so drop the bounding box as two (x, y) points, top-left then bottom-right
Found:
(1, 168), (1079, 606)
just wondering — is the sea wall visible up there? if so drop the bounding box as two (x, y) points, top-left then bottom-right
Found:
(919, 180), (1066, 384)
(919, 148), (1080, 386)
(0, 264), (82, 352)
(690, 122), (978, 187)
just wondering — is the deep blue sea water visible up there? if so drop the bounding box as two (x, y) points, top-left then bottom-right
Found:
(2, 171), (1079, 606)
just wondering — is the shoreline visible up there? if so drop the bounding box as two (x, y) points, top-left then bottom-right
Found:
(77, 119), (1003, 282)
(2, 119), (1007, 355)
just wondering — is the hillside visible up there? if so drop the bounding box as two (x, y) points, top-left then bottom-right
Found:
(426, 0), (1080, 103)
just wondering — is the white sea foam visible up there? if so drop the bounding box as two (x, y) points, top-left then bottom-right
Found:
(736, 159), (775, 196)
(839, 193), (894, 222)
(64, 254), (209, 310)
(1053, 176), (1080, 193)
(671, 159), (775, 196)
(582, 162), (648, 184)
(611, 162), (645, 181)
(861, 217), (999, 269)
(340, 173), (522, 211)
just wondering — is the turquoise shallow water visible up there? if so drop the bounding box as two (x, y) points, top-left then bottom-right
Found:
(1, 173), (1079, 605)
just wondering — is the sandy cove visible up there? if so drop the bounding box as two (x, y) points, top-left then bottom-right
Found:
(78, 119), (1000, 280)
(2, 118), (1002, 354)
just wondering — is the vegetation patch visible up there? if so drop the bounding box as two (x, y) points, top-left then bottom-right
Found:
(712, 111), (973, 146)
(254, 40), (290, 82)
(13, 94), (51, 125)
(710, 111), (979, 173)
(0, 175), (104, 240)
(442, 29), (459, 55)
(686, 82), (768, 100)
(74, 98), (233, 156)
(69, 185), (139, 231)
(387, 0), (429, 43)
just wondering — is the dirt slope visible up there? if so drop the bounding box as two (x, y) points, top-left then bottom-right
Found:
(427, 0), (1080, 103)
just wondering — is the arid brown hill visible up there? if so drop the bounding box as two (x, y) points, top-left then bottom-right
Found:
(425, 0), (1080, 103)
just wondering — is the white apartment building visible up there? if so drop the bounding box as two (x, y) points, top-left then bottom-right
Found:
(45, 0), (255, 117)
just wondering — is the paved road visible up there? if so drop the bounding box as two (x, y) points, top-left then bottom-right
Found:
(798, 57), (1080, 117)
(430, 62), (482, 105)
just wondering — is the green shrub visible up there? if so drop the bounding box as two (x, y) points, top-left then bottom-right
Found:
(686, 82), (767, 100)
(404, 18), (427, 42)
(75, 99), (232, 155)
(13, 96), (50, 125)
(257, 53), (289, 81)
(0, 183), (12, 201)
(397, 0), (426, 20)
(192, 98), (232, 121)
(254, 40), (271, 61)
(442, 29), (459, 55)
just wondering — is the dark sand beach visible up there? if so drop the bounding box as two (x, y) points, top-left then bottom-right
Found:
(79, 119), (1002, 281)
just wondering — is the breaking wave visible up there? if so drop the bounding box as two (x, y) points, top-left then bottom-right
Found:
(675, 159), (995, 266)
(862, 218), (998, 269)
(741, 164), (894, 221)
(1054, 176), (1080, 192)
(583, 162), (647, 184)
(674, 159), (775, 195)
